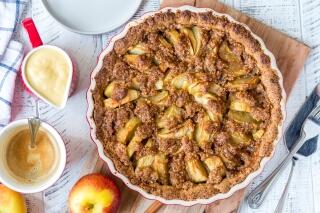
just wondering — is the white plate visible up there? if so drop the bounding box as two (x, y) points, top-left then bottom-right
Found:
(40, 0), (142, 35)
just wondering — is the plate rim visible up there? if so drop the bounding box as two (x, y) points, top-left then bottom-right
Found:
(39, 0), (143, 35)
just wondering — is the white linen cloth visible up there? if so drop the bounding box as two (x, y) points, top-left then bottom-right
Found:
(0, 0), (28, 129)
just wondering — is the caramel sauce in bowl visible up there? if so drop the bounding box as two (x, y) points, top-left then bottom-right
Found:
(0, 119), (66, 193)
(6, 129), (58, 184)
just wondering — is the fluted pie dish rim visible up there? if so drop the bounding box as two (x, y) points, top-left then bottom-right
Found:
(86, 6), (286, 206)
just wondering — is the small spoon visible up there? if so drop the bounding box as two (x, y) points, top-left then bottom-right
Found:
(28, 117), (40, 149)
(274, 157), (297, 213)
(28, 99), (41, 149)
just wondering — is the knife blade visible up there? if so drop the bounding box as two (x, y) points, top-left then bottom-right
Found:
(285, 84), (320, 156)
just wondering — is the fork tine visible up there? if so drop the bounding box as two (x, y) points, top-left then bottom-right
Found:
(310, 104), (320, 120)
(315, 111), (320, 120)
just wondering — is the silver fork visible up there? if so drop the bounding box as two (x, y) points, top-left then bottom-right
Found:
(247, 104), (320, 209)
(274, 157), (297, 213)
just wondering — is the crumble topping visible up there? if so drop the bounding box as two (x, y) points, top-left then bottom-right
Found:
(91, 10), (283, 200)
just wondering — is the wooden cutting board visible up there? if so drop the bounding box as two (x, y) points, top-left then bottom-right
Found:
(87, 0), (311, 212)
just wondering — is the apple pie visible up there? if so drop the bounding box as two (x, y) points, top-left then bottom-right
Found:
(91, 9), (284, 200)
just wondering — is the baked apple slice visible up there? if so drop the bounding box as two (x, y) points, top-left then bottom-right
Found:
(127, 134), (143, 158)
(219, 41), (239, 63)
(131, 77), (141, 90)
(145, 138), (155, 148)
(155, 79), (164, 90)
(208, 83), (224, 97)
(163, 71), (178, 85)
(159, 36), (172, 48)
(218, 41), (248, 77)
(128, 43), (148, 55)
(230, 131), (252, 146)
(194, 92), (218, 105)
(104, 81), (117, 98)
(229, 93), (251, 112)
(230, 100), (251, 112)
(170, 73), (223, 122)
(180, 27), (203, 56)
(124, 54), (153, 71)
(227, 76), (260, 90)
(252, 129), (265, 141)
(228, 110), (259, 126)
(157, 105), (182, 128)
(158, 120), (194, 139)
(228, 63), (247, 77)
(166, 29), (194, 56)
(135, 154), (169, 184)
(187, 82), (207, 95)
(192, 26), (202, 55)
(165, 30), (180, 46)
(171, 72), (205, 93)
(186, 158), (208, 183)
(117, 117), (141, 144)
(136, 155), (155, 169)
(193, 93), (222, 122)
(104, 89), (139, 108)
(152, 154), (169, 183)
(180, 27), (196, 55)
(203, 156), (226, 177)
(150, 90), (169, 106)
(171, 73), (191, 90)
(195, 113), (211, 148)
(124, 54), (140, 64)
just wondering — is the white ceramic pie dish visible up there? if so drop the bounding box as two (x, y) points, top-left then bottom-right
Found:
(86, 6), (286, 206)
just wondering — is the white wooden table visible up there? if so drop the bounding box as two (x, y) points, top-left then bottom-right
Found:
(12, 0), (320, 212)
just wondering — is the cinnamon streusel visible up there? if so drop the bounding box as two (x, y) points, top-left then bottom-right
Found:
(91, 9), (283, 200)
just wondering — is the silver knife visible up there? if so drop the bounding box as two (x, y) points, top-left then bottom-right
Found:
(247, 84), (320, 209)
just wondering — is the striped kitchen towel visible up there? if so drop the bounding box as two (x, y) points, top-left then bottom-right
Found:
(0, 0), (28, 57)
(0, 41), (23, 128)
(0, 0), (28, 128)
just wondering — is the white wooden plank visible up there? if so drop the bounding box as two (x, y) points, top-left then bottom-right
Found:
(312, 149), (320, 213)
(300, 0), (320, 93)
(8, 0), (320, 212)
(234, 0), (301, 40)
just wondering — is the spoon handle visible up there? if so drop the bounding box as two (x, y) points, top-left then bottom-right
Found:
(28, 117), (40, 148)
(274, 158), (296, 213)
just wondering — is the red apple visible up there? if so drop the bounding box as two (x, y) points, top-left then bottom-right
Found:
(0, 184), (27, 213)
(68, 173), (121, 213)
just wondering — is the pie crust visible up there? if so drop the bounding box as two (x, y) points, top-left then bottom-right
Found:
(87, 6), (285, 203)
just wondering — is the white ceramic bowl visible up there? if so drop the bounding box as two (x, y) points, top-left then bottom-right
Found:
(21, 45), (74, 109)
(87, 6), (286, 206)
(0, 119), (66, 194)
